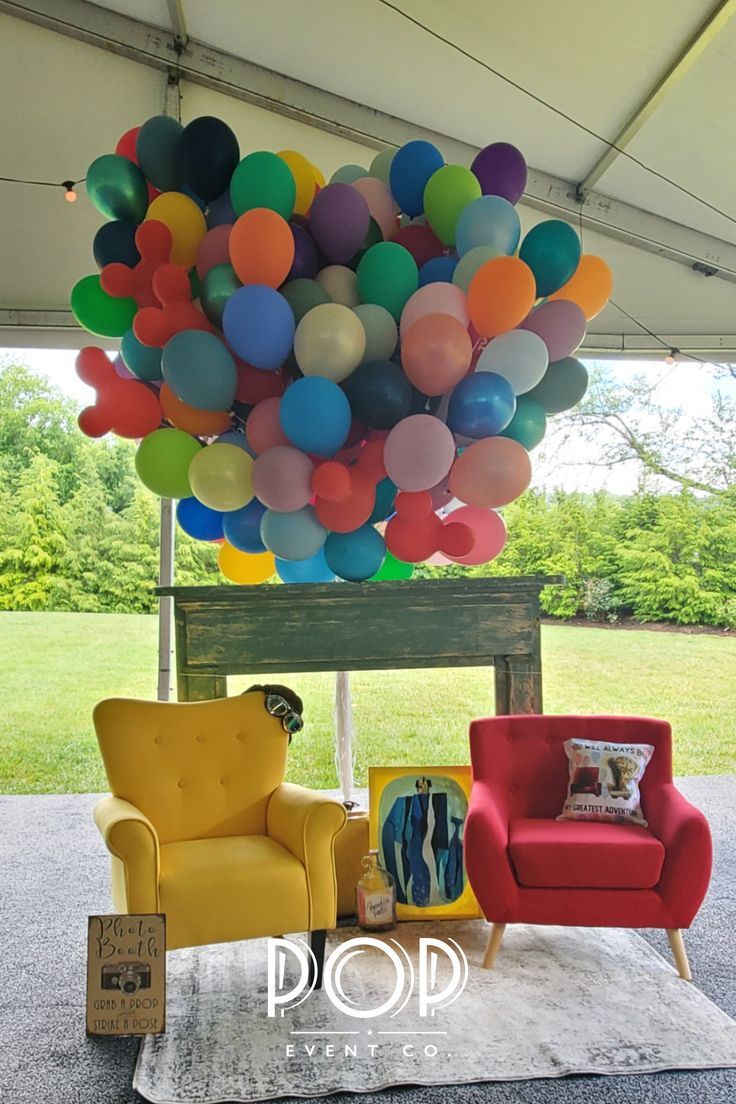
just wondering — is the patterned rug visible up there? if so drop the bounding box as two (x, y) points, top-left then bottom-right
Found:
(135, 921), (736, 1103)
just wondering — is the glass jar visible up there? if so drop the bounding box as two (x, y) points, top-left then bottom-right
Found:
(356, 849), (397, 932)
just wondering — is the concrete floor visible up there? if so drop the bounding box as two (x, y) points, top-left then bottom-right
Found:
(1, 777), (734, 1104)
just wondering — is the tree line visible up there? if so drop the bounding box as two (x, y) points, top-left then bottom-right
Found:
(2, 361), (735, 626)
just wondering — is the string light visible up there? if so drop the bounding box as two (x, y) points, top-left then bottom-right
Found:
(664, 349), (678, 365)
(62, 180), (77, 203)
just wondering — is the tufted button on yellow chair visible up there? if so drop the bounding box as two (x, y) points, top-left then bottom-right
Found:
(92, 692), (347, 984)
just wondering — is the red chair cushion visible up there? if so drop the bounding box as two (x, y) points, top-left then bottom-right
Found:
(509, 818), (666, 889)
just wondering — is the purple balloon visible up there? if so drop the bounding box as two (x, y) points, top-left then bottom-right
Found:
(112, 354), (135, 380)
(288, 221), (320, 280)
(521, 300), (586, 362)
(471, 143), (528, 205)
(308, 183), (370, 264)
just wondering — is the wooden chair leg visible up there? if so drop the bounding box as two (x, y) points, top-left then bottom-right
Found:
(667, 928), (692, 981)
(482, 923), (506, 969)
(308, 929), (327, 990)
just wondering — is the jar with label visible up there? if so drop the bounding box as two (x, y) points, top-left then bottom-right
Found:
(356, 849), (396, 931)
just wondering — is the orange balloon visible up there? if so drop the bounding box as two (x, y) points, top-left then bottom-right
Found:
(401, 313), (472, 396)
(467, 256), (536, 339)
(229, 208), (295, 287)
(449, 437), (532, 508)
(160, 383), (231, 437)
(548, 254), (613, 319)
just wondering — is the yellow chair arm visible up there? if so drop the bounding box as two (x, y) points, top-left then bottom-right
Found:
(267, 784), (347, 930)
(93, 796), (160, 914)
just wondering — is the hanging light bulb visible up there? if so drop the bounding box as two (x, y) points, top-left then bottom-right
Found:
(62, 180), (77, 203)
(665, 348), (677, 365)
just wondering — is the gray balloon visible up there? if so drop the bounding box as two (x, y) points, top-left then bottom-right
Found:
(525, 356), (588, 414)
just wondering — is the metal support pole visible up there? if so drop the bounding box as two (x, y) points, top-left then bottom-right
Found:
(334, 670), (355, 802)
(157, 497), (175, 701)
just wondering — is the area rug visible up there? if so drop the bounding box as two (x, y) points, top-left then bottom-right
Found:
(134, 921), (736, 1103)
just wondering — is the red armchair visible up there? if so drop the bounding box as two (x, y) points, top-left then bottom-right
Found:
(465, 715), (712, 979)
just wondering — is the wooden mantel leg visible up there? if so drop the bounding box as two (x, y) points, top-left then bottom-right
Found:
(667, 929), (692, 981)
(494, 655), (542, 715)
(482, 923), (506, 969)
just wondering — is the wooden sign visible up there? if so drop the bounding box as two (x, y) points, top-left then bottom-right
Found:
(86, 914), (166, 1036)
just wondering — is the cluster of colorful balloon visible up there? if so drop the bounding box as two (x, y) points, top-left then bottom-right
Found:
(71, 115), (612, 584)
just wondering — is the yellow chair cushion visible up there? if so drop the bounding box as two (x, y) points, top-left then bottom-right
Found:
(159, 835), (309, 950)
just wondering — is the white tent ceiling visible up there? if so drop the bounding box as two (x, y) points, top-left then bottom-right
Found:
(1, 0), (736, 358)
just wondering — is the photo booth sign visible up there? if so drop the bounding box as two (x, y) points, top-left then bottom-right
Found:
(86, 914), (166, 1036)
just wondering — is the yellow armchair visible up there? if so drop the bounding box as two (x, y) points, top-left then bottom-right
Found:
(92, 692), (346, 980)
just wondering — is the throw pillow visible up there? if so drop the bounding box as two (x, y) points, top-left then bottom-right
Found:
(558, 738), (655, 827)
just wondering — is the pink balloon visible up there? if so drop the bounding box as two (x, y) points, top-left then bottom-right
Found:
(427, 550), (454, 565)
(384, 414), (456, 491)
(400, 282), (469, 338)
(246, 397), (289, 454)
(443, 505), (507, 565)
(252, 445), (314, 511)
(196, 224), (232, 279)
(449, 437), (531, 508)
(521, 300), (586, 361)
(351, 177), (400, 240)
(401, 314), (473, 397)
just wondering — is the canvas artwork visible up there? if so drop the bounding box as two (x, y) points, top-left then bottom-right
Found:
(369, 766), (480, 921)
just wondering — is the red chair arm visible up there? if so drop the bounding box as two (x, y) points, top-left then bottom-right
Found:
(465, 782), (519, 921)
(645, 783), (712, 926)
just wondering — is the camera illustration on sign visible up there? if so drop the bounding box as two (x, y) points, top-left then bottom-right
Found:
(369, 766), (480, 920)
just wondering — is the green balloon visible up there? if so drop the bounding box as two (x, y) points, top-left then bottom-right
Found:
(525, 356), (589, 414)
(70, 275), (137, 337)
(500, 396), (547, 450)
(370, 551), (414, 581)
(188, 267), (201, 302)
(519, 220), (581, 297)
(369, 148), (395, 184)
(424, 165), (482, 246)
(356, 242), (418, 322)
(86, 154), (149, 222)
(230, 151), (296, 218)
(135, 428), (202, 499)
(201, 263), (241, 327)
(281, 278), (331, 323)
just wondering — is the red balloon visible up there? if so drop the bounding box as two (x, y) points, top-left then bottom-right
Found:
(133, 264), (216, 347)
(391, 224), (445, 267)
(100, 220), (172, 308)
(76, 346), (161, 439)
(314, 468), (375, 532)
(439, 521), (474, 558)
(312, 461), (352, 501)
(115, 126), (140, 164)
(235, 361), (287, 404)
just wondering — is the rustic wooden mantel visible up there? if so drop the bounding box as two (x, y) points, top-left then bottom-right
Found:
(156, 576), (561, 714)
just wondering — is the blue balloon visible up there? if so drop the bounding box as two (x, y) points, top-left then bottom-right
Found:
(324, 526), (386, 582)
(162, 330), (237, 411)
(369, 478), (397, 523)
(93, 220), (140, 268)
(176, 497), (224, 541)
(455, 196), (521, 258)
(121, 328), (163, 381)
(136, 115), (183, 192)
(276, 548), (336, 583)
(279, 377), (351, 457)
(447, 372), (516, 438)
(207, 190), (237, 228)
(222, 285), (295, 371)
(260, 506), (327, 561)
(180, 183), (207, 210)
(223, 498), (267, 553)
(215, 429), (255, 456)
(418, 256), (458, 286)
(389, 140), (445, 217)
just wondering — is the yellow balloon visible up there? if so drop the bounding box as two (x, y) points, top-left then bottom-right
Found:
(147, 191), (207, 267)
(310, 162), (325, 189)
(189, 443), (254, 512)
(218, 543), (276, 584)
(278, 149), (317, 215)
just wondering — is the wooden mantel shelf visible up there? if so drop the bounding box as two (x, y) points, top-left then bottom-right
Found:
(157, 576), (562, 714)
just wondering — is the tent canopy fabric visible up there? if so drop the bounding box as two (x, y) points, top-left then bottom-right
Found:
(1, 0), (735, 358)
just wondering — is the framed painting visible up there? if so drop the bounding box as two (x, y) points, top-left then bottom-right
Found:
(368, 765), (480, 921)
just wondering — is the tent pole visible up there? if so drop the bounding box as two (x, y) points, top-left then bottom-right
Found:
(334, 670), (355, 803)
(157, 497), (175, 702)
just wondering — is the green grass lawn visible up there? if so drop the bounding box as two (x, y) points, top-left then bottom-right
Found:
(1, 611), (734, 794)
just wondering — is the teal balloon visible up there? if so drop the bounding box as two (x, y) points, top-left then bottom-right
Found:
(201, 264), (240, 327)
(121, 328), (163, 381)
(136, 115), (183, 192)
(86, 154), (149, 223)
(500, 396), (547, 450)
(325, 526), (386, 582)
(369, 478), (398, 523)
(260, 506), (327, 561)
(162, 331), (237, 411)
(519, 220), (581, 297)
(525, 357), (589, 414)
(331, 164), (369, 184)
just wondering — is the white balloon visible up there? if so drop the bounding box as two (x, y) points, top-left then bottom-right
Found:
(476, 330), (549, 395)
